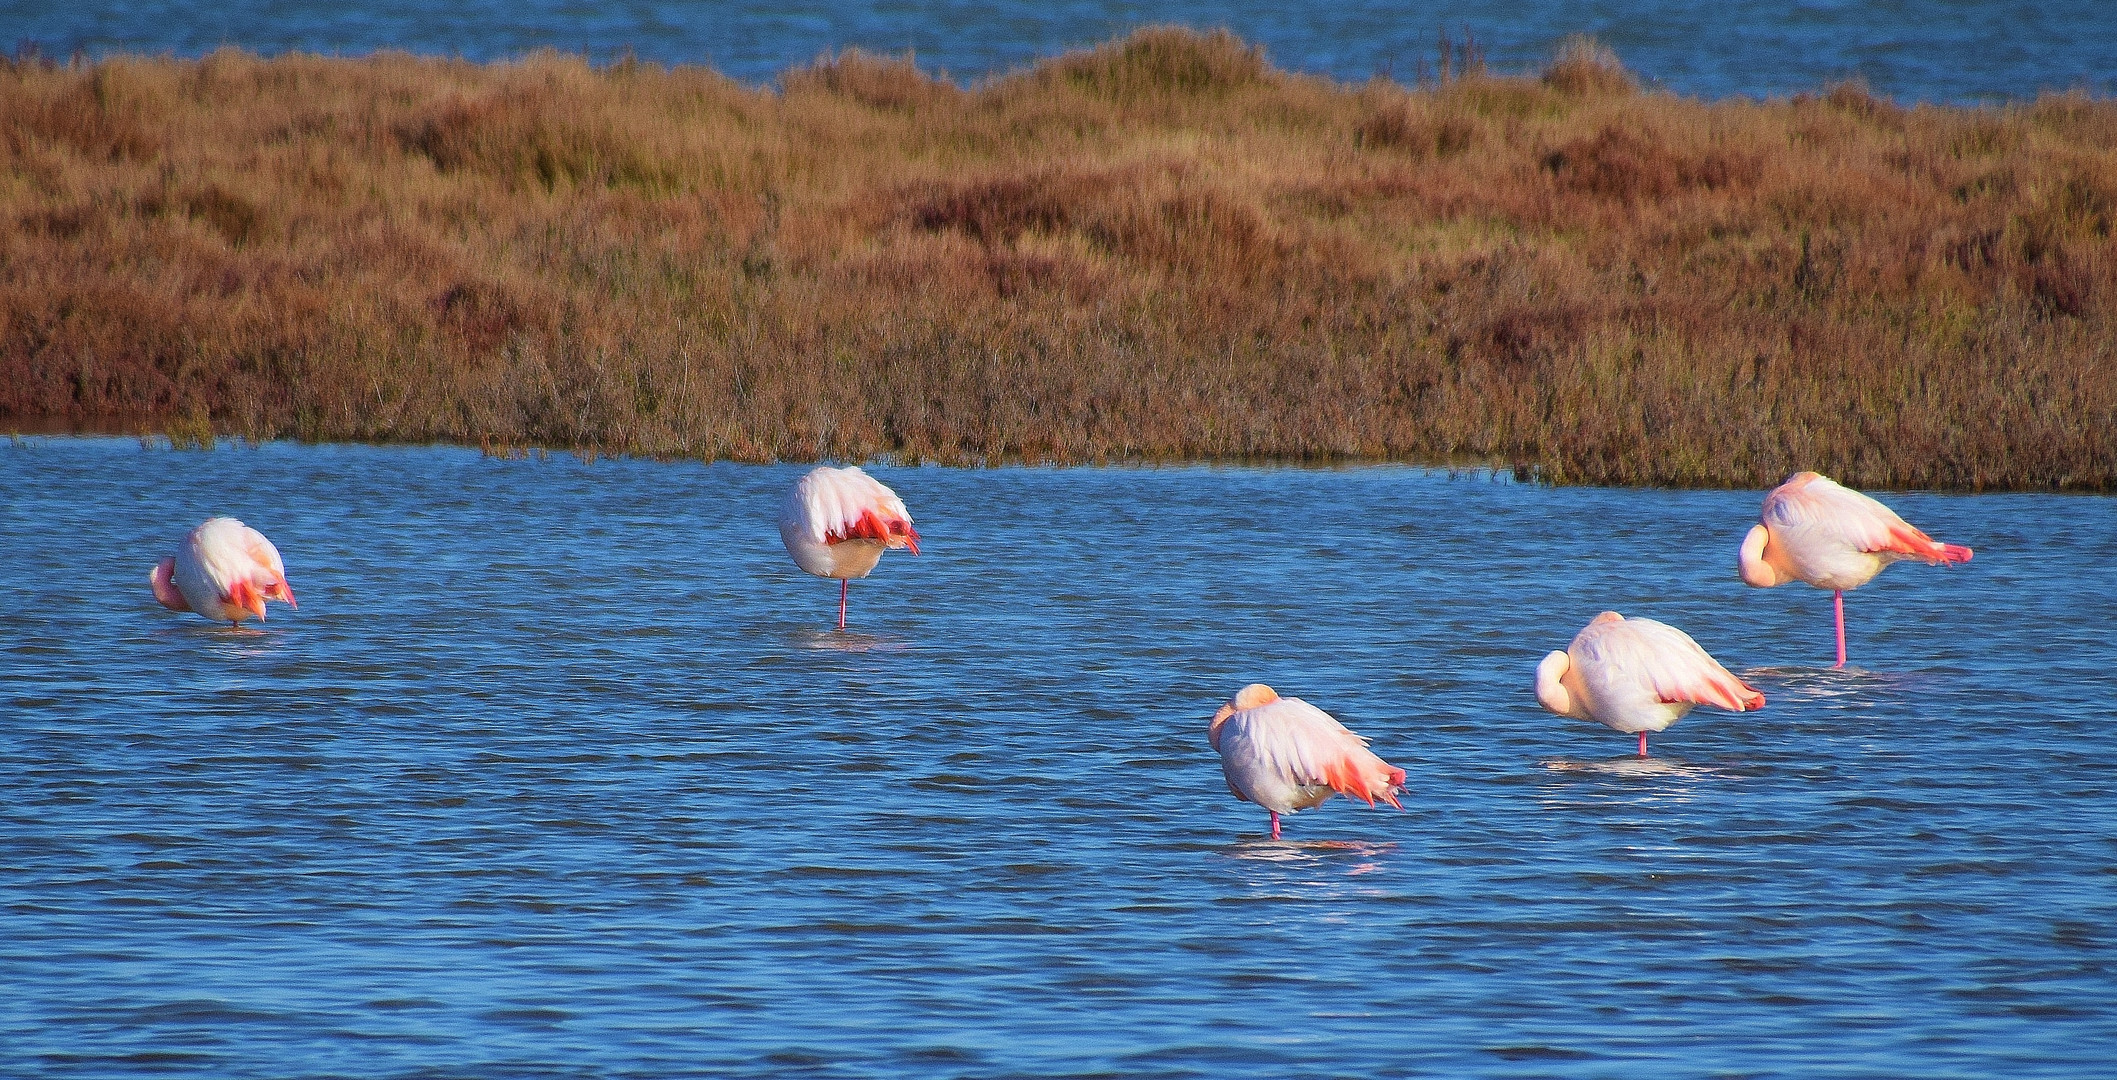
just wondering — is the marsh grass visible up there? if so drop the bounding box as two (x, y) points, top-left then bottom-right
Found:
(4, 29), (2114, 488)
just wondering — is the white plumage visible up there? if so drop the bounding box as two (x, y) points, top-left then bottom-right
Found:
(1208, 684), (1405, 839)
(1738, 471), (1972, 666)
(1536, 611), (1763, 754)
(778, 465), (919, 628)
(150, 517), (297, 627)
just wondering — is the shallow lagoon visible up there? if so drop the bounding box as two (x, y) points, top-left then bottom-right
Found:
(3, 439), (2114, 1077)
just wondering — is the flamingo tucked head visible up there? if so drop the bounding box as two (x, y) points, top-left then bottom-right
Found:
(1535, 650), (1584, 720)
(150, 557), (189, 612)
(1738, 523), (1787, 587)
(1208, 683), (1281, 748)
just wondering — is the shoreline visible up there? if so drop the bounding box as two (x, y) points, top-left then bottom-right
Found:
(3, 425), (1537, 480)
(18, 428), (2104, 496)
(4, 30), (2114, 491)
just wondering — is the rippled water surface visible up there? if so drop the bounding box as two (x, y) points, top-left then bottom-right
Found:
(10, 0), (2117, 102)
(3, 438), (2115, 1077)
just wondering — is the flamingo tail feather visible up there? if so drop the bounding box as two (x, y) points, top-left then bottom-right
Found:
(831, 509), (921, 554)
(1877, 523), (1973, 565)
(1321, 757), (1404, 809)
(1664, 672), (1766, 712)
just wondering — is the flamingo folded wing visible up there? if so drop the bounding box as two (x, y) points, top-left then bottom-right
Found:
(1874, 521), (1972, 564)
(1230, 700), (1405, 809)
(1787, 478), (1972, 565)
(792, 469), (919, 551)
(1627, 619), (1767, 712)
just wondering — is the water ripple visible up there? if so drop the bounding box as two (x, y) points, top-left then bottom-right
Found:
(2, 440), (2115, 1077)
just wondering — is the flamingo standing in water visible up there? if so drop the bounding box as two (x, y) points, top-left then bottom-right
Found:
(150, 517), (297, 628)
(1208, 684), (1406, 840)
(1738, 471), (1973, 667)
(1536, 612), (1764, 756)
(779, 465), (920, 630)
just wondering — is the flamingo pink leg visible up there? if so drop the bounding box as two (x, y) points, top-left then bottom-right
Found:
(1638, 731), (1648, 757)
(1833, 589), (1847, 669)
(837, 579), (849, 631)
(1269, 811), (1281, 840)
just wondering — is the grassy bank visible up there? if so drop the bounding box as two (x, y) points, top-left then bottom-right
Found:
(4, 30), (2114, 488)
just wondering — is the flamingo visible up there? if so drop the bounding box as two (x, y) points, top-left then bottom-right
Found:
(1738, 471), (1973, 667)
(1208, 683), (1406, 840)
(779, 465), (920, 630)
(149, 517), (297, 628)
(1536, 611), (1764, 756)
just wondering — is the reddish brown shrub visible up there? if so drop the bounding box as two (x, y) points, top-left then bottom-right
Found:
(1545, 126), (1757, 200)
(1357, 104), (1476, 157)
(0, 29), (2111, 489)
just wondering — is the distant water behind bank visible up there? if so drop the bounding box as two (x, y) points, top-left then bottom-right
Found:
(9, 0), (2116, 103)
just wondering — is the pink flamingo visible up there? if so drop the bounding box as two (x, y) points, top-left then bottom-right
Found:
(778, 466), (920, 630)
(1208, 684), (1406, 840)
(150, 517), (298, 628)
(1738, 471), (1973, 667)
(1536, 612), (1765, 756)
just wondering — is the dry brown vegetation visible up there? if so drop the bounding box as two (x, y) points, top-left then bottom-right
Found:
(4, 29), (2115, 488)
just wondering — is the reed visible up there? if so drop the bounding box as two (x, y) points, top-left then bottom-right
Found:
(4, 29), (2113, 488)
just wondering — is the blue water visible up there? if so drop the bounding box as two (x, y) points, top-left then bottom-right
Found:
(3, 437), (2114, 1077)
(7, 0), (2115, 103)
